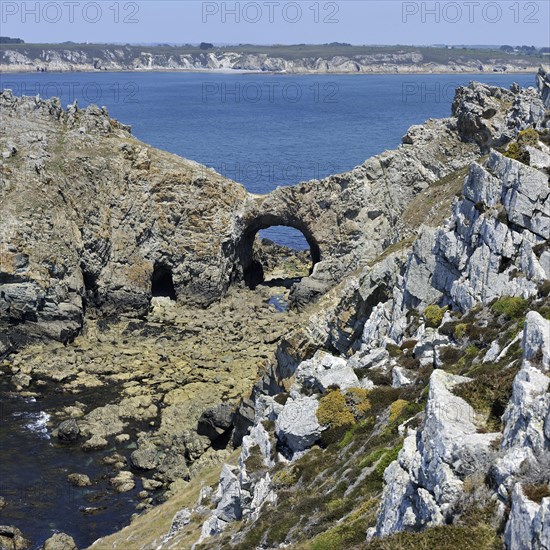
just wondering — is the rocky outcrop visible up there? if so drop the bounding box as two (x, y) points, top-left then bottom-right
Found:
(453, 82), (546, 150)
(3, 78), (526, 343)
(372, 370), (499, 537)
(429, 151), (549, 312)
(506, 484), (550, 550)
(537, 65), (550, 108)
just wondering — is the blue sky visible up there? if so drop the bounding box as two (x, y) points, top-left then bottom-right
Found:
(2, 1), (549, 46)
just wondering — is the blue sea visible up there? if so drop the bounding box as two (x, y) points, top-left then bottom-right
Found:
(1, 72), (536, 248)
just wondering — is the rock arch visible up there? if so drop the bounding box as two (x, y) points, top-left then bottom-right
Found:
(238, 214), (321, 289)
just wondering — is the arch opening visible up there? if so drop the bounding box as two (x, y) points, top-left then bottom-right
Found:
(151, 264), (177, 300)
(239, 219), (321, 290)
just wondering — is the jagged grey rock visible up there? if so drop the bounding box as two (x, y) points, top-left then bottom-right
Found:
(374, 370), (499, 537)
(292, 350), (362, 393)
(505, 484), (550, 550)
(0, 81), (505, 342)
(537, 65), (550, 107)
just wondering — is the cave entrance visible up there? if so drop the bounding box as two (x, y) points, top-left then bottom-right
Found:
(240, 220), (320, 290)
(151, 264), (177, 300)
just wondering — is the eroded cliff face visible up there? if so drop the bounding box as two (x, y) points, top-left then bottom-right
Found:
(1, 77), (545, 345)
(0, 46), (542, 74)
(0, 91), (248, 343)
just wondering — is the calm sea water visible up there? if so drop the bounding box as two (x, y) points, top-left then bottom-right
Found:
(1, 72), (535, 248)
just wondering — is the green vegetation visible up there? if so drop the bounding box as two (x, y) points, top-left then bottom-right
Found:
(272, 468), (298, 488)
(454, 323), (468, 339)
(454, 364), (519, 431)
(504, 142), (530, 165)
(491, 296), (528, 320)
(363, 523), (501, 550)
(424, 305), (448, 328)
(359, 448), (388, 469)
(317, 389), (356, 445)
(504, 130), (540, 166)
(517, 128), (540, 148)
(373, 443), (403, 479)
(386, 342), (402, 358)
(388, 399), (409, 423)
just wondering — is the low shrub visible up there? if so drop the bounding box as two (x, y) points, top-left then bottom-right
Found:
(359, 448), (387, 469)
(454, 323), (468, 339)
(363, 523), (500, 550)
(539, 280), (550, 298)
(389, 399), (409, 423)
(386, 342), (402, 358)
(454, 365), (520, 431)
(244, 444), (267, 474)
(272, 468), (297, 489)
(491, 296), (528, 320)
(373, 442), (403, 479)
(504, 141), (530, 165)
(345, 387), (371, 417)
(317, 390), (356, 445)
(424, 305), (448, 328)
(523, 483), (550, 504)
(517, 128), (540, 148)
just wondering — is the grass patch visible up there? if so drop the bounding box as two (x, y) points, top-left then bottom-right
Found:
(363, 523), (500, 550)
(424, 305), (447, 328)
(454, 365), (520, 431)
(523, 483), (550, 504)
(491, 296), (528, 320)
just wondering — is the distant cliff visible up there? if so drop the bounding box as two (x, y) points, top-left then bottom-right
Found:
(0, 44), (544, 74)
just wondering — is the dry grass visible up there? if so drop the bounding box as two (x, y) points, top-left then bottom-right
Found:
(90, 450), (239, 550)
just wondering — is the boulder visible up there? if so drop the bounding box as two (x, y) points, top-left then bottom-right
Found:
(110, 471), (135, 493)
(67, 474), (91, 487)
(0, 526), (30, 550)
(165, 508), (191, 540)
(292, 350), (362, 393)
(275, 393), (323, 455)
(43, 532), (78, 550)
(57, 419), (80, 442)
(130, 447), (160, 471)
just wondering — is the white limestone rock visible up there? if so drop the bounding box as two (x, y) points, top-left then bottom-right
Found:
(505, 484), (550, 550)
(292, 350), (361, 393)
(392, 366), (414, 388)
(275, 393), (323, 455)
(374, 370), (499, 537)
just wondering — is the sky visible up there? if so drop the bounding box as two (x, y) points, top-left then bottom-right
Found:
(1, 0), (549, 47)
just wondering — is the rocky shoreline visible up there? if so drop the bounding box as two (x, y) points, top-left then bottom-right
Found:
(0, 67), (549, 549)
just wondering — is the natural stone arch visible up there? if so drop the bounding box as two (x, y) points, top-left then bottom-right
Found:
(237, 213), (321, 290)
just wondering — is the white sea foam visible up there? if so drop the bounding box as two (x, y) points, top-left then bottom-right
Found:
(23, 410), (51, 439)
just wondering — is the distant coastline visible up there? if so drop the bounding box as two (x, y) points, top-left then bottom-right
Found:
(1, 43), (546, 75)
